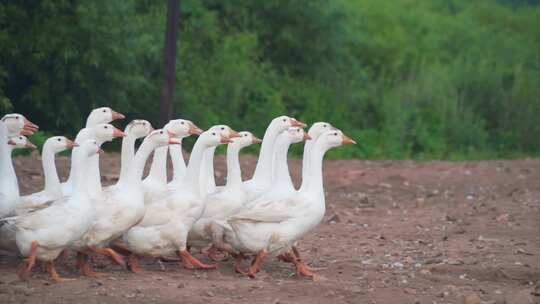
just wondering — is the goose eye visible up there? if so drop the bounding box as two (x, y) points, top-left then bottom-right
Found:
(282, 118), (286, 122)
(297, 129), (300, 132)
(212, 132), (216, 136)
(102, 109), (107, 113)
(181, 121), (184, 125)
(160, 131), (163, 134)
(57, 138), (61, 142)
(334, 132), (338, 136)
(323, 124), (327, 128)
(104, 126), (108, 129)
(15, 116), (19, 120)
(220, 127), (225, 130)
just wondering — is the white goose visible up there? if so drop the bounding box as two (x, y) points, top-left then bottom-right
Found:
(0, 116), (39, 218)
(143, 119), (202, 199)
(74, 128), (179, 277)
(198, 125), (240, 196)
(2, 139), (102, 282)
(16, 136), (77, 211)
(228, 130), (356, 278)
(61, 123), (125, 196)
(188, 131), (261, 252)
(62, 107), (124, 195)
(243, 116), (306, 200)
(123, 129), (232, 272)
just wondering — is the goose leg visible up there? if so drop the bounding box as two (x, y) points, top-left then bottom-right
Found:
(127, 254), (143, 273)
(233, 253), (247, 275)
(18, 240), (38, 280)
(178, 250), (218, 270)
(292, 246), (315, 273)
(44, 261), (75, 283)
(247, 250), (267, 279)
(88, 246), (126, 267)
(281, 251), (314, 277)
(77, 252), (102, 278)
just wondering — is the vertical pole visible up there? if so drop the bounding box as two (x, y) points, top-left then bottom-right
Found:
(160, 0), (180, 126)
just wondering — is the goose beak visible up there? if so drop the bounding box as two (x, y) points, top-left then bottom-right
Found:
(66, 139), (78, 149)
(188, 123), (203, 135)
(23, 118), (39, 132)
(111, 110), (125, 121)
(112, 128), (126, 138)
(342, 134), (356, 145)
(25, 141), (37, 149)
(7, 139), (16, 146)
(291, 118), (307, 128)
(303, 133), (312, 141)
(252, 136), (263, 144)
(20, 129), (35, 136)
(97, 148), (105, 155)
(220, 134), (233, 144)
(228, 128), (241, 138)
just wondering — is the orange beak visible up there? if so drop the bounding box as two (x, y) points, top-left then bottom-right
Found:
(252, 136), (263, 144)
(220, 134), (233, 144)
(342, 134), (356, 145)
(20, 129), (35, 136)
(23, 118), (39, 132)
(303, 133), (312, 141)
(7, 139), (16, 146)
(111, 110), (125, 121)
(112, 127), (126, 138)
(291, 118), (307, 128)
(66, 139), (78, 149)
(25, 141), (37, 149)
(228, 128), (241, 138)
(188, 123), (203, 135)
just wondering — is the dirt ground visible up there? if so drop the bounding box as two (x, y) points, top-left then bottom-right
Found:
(1, 151), (539, 304)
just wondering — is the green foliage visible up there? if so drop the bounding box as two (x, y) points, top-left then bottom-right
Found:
(1, 0), (540, 159)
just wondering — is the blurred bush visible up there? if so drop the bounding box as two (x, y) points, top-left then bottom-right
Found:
(1, 0), (539, 159)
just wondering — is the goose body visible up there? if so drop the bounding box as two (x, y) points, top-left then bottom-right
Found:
(124, 129), (232, 269)
(227, 130), (355, 277)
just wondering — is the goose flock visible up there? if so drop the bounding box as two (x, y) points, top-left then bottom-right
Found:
(0, 108), (355, 282)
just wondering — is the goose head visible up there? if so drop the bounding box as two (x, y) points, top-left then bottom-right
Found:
(165, 119), (203, 138)
(208, 124), (241, 140)
(1, 114), (39, 136)
(270, 115), (307, 133)
(318, 129), (356, 150)
(79, 139), (103, 157)
(308, 122), (336, 140)
(125, 119), (154, 139)
(199, 128), (234, 148)
(7, 135), (36, 149)
(282, 127), (311, 144)
(145, 129), (182, 148)
(92, 123), (126, 143)
(230, 131), (262, 149)
(86, 107), (125, 126)
(45, 136), (78, 153)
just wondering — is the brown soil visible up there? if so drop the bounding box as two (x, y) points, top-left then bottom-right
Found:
(1, 152), (539, 304)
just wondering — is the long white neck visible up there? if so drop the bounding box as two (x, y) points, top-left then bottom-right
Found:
(118, 134), (138, 185)
(200, 147), (217, 195)
(271, 136), (294, 191)
(147, 146), (168, 184)
(65, 128), (94, 187)
(72, 149), (91, 197)
(169, 140), (186, 182)
(184, 140), (210, 197)
(299, 139), (314, 192)
(302, 141), (330, 195)
(225, 145), (242, 187)
(86, 139), (105, 197)
(251, 124), (280, 184)
(125, 140), (156, 186)
(42, 144), (61, 194)
(0, 123), (19, 202)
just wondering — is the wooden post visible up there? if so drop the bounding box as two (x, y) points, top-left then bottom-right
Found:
(159, 0), (180, 126)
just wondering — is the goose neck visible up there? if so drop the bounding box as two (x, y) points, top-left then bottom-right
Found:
(251, 125), (279, 184)
(42, 144), (61, 194)
(225, 145), (242, 187)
